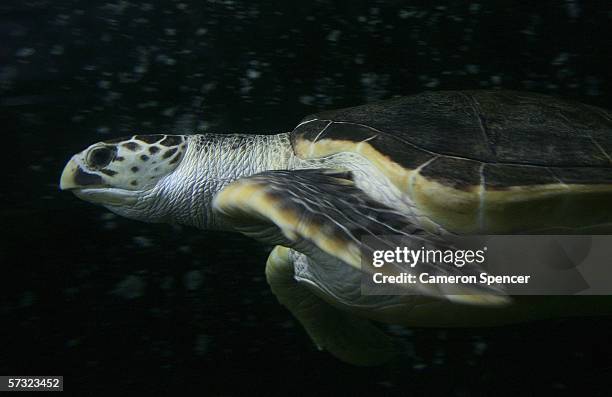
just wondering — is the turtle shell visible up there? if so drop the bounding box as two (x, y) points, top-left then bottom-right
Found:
(290, 90), (612, 233)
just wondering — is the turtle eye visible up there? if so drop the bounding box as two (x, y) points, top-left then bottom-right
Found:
(87, 146), (115, 169)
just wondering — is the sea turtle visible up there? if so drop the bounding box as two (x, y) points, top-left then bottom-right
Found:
(60, 90), (612, 365)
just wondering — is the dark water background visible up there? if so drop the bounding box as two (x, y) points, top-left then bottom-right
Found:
(3, 0), (612, 395)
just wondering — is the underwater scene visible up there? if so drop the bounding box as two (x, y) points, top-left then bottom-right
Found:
(4, 0), (612, 395)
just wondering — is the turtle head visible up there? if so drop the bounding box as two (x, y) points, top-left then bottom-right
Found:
(61, 132), (291, 229)
(60, 134), (188, 219)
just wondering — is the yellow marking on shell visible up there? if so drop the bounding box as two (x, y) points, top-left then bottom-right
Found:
(294, 138), (411, 192)
(482, 184), (612, 233)
(308, 121), (332, 157)
(413, 173), (612, 233)
(408, 170), (481, 233)
(294, 136), (612, 234)
(355, 134), (377, 155)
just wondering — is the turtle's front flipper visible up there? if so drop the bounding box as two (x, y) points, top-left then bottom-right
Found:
(213, 169), (507, 303)
(213, 169), (411, 268)
(265, 246), (400, 366)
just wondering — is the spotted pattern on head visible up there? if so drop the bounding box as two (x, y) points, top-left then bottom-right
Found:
(72, 134), (188, 190)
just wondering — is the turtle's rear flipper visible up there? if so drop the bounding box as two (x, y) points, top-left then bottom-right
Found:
(265, 246), (402, 366)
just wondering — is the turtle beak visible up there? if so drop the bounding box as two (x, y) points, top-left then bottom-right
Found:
(60, 157), (104, 191)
